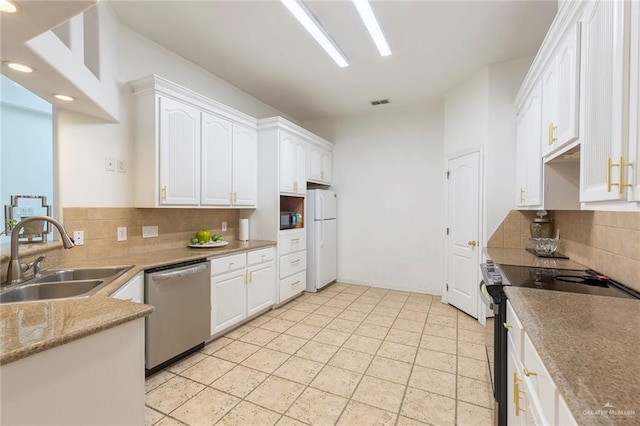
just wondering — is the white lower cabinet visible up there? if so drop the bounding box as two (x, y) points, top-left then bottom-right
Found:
(210, 247), (275, 337)
(506, 301), (577, 426)
(111, 272), (144, 303)
(278, 229), (306, 303)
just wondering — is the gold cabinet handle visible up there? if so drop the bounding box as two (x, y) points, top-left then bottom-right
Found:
(467, 240), (477, 247)
(233, 192), (238, 203)
(606, 156), (633, 194)
(161, 186), (167, 201)
(548, 122), (557, 145)
(293, 181), (298, 192)
(291, 238), (300, 242)
(230, 192), (234, 204)
(523, 368), (537, 377)
(503, 323), (513, 329)
(321, 170), (325, 180)
(519, 188), (525, 204)
(513, 373), (526, 415)
(291, 280), (300, 286)
(249, 271), (253, 283)
(291, 259), (301, 264)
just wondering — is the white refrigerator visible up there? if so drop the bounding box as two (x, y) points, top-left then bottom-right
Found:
(306, 189), (337, 292)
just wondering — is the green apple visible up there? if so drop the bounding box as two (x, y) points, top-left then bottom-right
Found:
(190, 237), (199, 244)
(212, 234), (223, 242)
(195, 230), (210, 243)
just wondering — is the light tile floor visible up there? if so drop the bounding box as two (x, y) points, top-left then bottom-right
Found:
(145, 283), (494, 426)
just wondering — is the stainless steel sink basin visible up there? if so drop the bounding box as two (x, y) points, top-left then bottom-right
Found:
(0, 280), (104, 303)
(31, 266), (130, 283)
(0, 265), (132, 303)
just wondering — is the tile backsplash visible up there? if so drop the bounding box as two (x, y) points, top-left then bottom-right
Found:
(488, 210), (640, 291)
(61, 208), (240, 263)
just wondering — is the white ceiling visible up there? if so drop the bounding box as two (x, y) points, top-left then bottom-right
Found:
(108, 0), (557, 122)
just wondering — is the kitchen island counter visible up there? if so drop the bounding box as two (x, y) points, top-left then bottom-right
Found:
(505, 286), (640, 425)
(0, 240), (275, 364)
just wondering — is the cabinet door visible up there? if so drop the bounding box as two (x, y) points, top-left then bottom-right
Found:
(555, 23), (580, 149)
(516, 83), (543, 208)
(247, 262), (275, 317)
(580, 0), (628, 202)
(541, 60), (558, 157)
(629, 0), (640, 202)
(321, 150), (332, 183)
(308, 146), (323, 182)
(201, 112), (233, 206)
(111, 272), (144, 304)
(210, 270), (247, 335)
(232, 124), (258, 206)
(294, 141), (307, 194)
(158, 97), (200, 205)
(280, 132), (296, 193)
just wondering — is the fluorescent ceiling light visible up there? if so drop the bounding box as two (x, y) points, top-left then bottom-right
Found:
(281, 0), (349, 68)
(353, 0), (391, 57)
(4, 61), (34, 73)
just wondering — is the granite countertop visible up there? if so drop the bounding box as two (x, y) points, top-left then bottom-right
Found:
(505, 287), (640, 425)
(0, 239), (276, 365)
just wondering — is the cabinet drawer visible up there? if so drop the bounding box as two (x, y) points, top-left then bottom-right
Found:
(248, 247), (275, 266)
(280, 271), (305, 302)
(279, 230), (306, 255)
(280, 251), (306, 279)
(523, 333), (557, 422)
(210, 253), (246, 275)
(506, 301), (524, 359)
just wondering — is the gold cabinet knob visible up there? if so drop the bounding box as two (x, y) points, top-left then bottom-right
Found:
(503, 323), (513, 329)
(467, 240), (477, 247)
(524, 368), (537, 377)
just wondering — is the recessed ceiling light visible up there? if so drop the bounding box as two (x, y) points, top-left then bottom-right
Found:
(281, 0), (349, 68)
(0, 0), (20, 13)
(353, 0), (391, 57)
(53, 94), (75, 102)
(3, 61), (34, 73)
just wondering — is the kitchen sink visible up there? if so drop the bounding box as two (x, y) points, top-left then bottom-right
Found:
(0, 265), (132, 303)
(0, 280), (104, 303)
(30, 266), (131, 283)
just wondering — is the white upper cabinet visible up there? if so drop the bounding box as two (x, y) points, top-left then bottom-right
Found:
(201, 112), (233, 206)
(232, 124), (258, 206)
(280, 131), (307, 196)
(131, 75), (258, 208)
(579, 0), (629, 204)
(630, 0), (640, 202)
(158, 97), (201, 206)
(308, 144), (332, 184)
(516, 82), (543, 209)
(542, 23), (581, 157)
(201, 115), (257, 207)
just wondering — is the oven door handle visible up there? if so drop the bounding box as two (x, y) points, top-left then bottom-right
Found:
(479, 281), (494, 310)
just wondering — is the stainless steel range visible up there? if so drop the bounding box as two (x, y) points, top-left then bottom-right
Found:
(479, 261), (640, 426)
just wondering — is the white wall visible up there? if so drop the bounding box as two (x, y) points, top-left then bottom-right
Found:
(304, 102), (445, 295)
(57, 2), (290, 208)
(443, 58), (531, 245)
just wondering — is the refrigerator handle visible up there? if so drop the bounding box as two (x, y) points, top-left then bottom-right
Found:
(318, 192), (324, 220)
(318, 220), (324, 248)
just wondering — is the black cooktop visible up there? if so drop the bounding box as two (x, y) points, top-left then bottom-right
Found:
(497, 264), (639, 299)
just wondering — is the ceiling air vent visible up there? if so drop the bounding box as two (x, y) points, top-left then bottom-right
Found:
(370, 99), (391, 106)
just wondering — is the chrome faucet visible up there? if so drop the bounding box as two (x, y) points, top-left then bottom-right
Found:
(5, 216), (75, 285)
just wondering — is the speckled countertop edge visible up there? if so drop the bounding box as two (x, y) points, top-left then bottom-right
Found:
(0, 240), (276, 365)
(504, 287), (640, 425)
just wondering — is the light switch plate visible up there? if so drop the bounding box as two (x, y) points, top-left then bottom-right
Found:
(117, 160), (126, 173)
(117, 227), (127, 241)
(222, 222), (227, 232)
(142, 225), (158, 238)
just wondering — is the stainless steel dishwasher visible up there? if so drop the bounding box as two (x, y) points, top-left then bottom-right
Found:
(145, 259), (210, 375)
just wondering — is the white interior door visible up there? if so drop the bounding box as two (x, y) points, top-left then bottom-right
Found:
(316, 219), (337, 289)
(446, 151), (481, 318)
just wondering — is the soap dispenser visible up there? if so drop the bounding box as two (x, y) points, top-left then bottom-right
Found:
(530, 210), (554, 238)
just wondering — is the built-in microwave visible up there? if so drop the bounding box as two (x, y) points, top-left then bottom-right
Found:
(280, 211), (296, 230)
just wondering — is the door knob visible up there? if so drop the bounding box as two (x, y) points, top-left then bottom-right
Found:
(467, 240), (477, 247)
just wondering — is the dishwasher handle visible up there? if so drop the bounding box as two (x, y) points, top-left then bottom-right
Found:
(151, 264), (208, 281)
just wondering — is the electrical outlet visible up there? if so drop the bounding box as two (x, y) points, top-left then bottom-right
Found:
(117, 227), (127, 241)
(105, 157), (115, 171)
(117, 160), (126, 173)
(73, 230), (84, 245)
(221, 222), (227, 232)
(142, 225), (158, 238)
